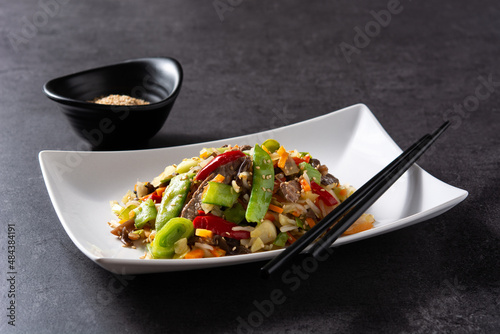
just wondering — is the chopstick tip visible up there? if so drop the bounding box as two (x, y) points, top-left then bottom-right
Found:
(260, 267), (271, 279)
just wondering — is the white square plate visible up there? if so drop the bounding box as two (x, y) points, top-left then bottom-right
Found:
(39, 104), (468, 274)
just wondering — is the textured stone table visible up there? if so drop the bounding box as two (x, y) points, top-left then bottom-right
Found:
(0, 0), (499, 333)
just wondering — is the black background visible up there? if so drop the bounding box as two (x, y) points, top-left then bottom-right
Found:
(1, 1), (499, 333)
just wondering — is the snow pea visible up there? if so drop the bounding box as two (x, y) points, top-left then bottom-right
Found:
(245, 144), (274, 224)
(150, 217), (194, 259)
(133, 199), (157, 228)
(155, 174), (192, 232)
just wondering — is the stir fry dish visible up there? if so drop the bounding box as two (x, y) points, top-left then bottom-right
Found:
(107, 140), (374, 259)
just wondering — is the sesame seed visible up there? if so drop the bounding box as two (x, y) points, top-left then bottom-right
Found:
(262, 175), (266, 179)
(92, 94), (150, 106)
(256, 166), (261, 169)
(262, 187), (266, 191)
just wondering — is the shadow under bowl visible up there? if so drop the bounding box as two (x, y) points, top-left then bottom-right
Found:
(43, 57), (183, 150)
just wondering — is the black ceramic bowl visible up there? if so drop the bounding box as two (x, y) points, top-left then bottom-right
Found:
(43, 57), (183, 150)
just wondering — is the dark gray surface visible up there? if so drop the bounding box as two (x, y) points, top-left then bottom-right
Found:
(1, 0), (499, 333)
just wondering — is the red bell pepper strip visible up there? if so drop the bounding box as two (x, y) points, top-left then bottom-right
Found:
(193, 214), (250, 239)
(292, 156), (310, 165)
(141, 191), (162, 204)
(310, 181), (338, 206)
(195, 150), (246, 181)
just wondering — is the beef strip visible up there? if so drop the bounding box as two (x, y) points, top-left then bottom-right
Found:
(239, 145), (252, 151)
(281, 156), (300, 176)
(214, 156), (246, 185)
(321, 173), (339, 186)
(180, 156), (246, 221)
(180, 176), (214, 221)
(279, 179), (301, 202)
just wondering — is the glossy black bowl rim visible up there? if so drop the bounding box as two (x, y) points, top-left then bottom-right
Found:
(42, 57), (183, 111)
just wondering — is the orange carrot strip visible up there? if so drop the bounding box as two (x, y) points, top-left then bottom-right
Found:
(277, 146), (288, 168)
(209, 247), (226, 257)
(300, 178), (311, 192)
(185, 249), (204, 259)
(264, 211), (276, 222)
(213, 174), (225, 183)
(286, 232), (297, 244)
(343, 217), (374, 235)
(268, 204), (283, 214)
(306, 217), (316, 228)
(156, 186), (167, 196)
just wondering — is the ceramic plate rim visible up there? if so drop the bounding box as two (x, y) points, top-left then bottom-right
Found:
(39, 104), (468, 274)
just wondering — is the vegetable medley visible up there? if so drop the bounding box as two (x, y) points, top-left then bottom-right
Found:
(108, 140), (374, 259)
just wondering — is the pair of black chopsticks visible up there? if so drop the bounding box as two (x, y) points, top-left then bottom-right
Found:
(261, 121), (450, 278)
